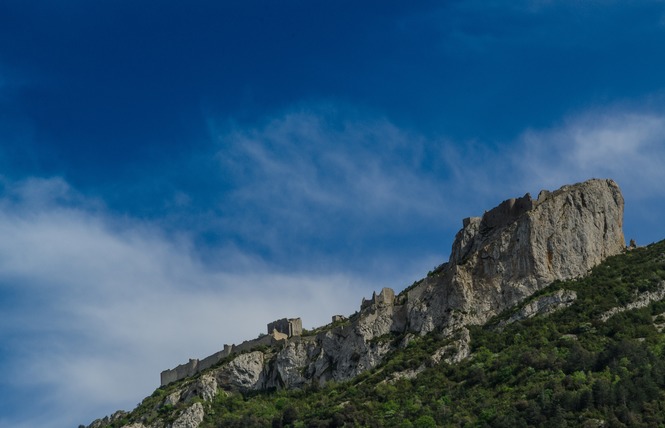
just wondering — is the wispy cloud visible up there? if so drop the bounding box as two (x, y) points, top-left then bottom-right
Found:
(516, 110), (665, 198)
(212, 107), (462, 267)
(510, 107), (665, 244)
(0, 177), (381, 428)
(218, 110), (443, 219)
(209, 102), (665, 264)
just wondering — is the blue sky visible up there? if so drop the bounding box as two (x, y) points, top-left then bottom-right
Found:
(1, 1), (665, 427)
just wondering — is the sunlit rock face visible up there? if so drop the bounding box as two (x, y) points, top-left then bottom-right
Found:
(406, 178), (625, 334)
(147, 179), (626, 403)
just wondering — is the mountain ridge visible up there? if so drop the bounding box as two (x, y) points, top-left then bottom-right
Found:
(87, 178), (636, 428)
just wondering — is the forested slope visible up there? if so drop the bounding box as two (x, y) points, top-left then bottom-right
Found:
(100, 239), (665, 427)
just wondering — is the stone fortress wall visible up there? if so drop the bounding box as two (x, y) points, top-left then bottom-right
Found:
(267, 318), (302, 337)
(160, 317), (302, 386)
(480, 193), (534, 230)
(360, 287), (395, 310)
(160, 291), (398, 386)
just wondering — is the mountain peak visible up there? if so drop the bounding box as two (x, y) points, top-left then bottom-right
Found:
(408, 178), (624, 335)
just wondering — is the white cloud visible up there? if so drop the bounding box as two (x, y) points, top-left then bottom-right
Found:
(218, 110), (448, 221)
(210, 103), (665, 264)
(517, 111), (665, 199)
(0, 177), (385, 428)
(213, 108), (463, 265)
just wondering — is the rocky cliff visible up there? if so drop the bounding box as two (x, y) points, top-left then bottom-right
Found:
(405, 178), (625, 334)
(87, 178), (626, 428)
(255, 179), (624, 389)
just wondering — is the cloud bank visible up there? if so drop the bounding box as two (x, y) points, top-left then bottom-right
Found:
(518, 111), (665, 197)
(0, 177), (377, 428)
(514, 108), (665, 242)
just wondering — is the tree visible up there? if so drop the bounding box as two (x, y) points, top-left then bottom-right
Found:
(282, 406), (299, 426)
(414, 415), (436, 428)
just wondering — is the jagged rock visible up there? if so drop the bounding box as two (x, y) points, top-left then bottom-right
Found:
(88, 178), (628, 428)
(216, 351), (265, 391)
(269, 337), (312, 388)
(121, 424), (147, 428)
(310, 319), (395, 383)
(181, 373), (218, 402)
(430, 328), (471, 365)
(499, 289), (578, 327)
(163, 390), (181, 407)
(213, 179), (624, 390)
(600, 282), (665, 322)
(406, 179), (624, 334)
(388, 328), (471, 384)
(170, 402), (204, 428)
(356, 289), (405, 340)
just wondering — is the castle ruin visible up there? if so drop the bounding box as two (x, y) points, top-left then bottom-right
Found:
(480, 193), (534, 231)
(267, 318), (302, 337)
(160, 317), (302, 386)
(360, 287), (395, 311)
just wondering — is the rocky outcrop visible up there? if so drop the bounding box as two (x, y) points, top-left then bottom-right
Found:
(216, 351), (266, 390)
(171, 402), (204, 428)
(405, 179), (624, 334)
(600, 282), (665, 322)
(89, 179), (627, 426)
(180, 373), (218, 403)
(385, 328), (471, 384)
(195, 180), (623, 393)
(430, 327), (471, 365)
(191, 179), (623, 394)
(499, 289), (577, 327)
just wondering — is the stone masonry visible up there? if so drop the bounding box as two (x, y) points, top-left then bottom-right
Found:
(160, 317), (302, 386)
(267, 318), (302, 337)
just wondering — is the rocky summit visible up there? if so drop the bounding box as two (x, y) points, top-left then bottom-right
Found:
(87, 178), (627, 428)
(406, 178), (625, 335)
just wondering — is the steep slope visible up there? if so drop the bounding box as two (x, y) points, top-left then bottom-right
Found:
(96, 239), (665, 428)
(86, 178), (628, 428)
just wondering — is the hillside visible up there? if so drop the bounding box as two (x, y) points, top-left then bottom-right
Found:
(86, 179), (665, 428)
(90, 238), (665, 427)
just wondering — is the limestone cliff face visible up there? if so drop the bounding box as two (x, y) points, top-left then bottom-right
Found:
(90, 179), (625, 427)
(406, 178), (625, 333)
(186, 179), (624, 396)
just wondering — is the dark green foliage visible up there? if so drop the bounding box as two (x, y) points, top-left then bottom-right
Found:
(108, 240), (665, 427)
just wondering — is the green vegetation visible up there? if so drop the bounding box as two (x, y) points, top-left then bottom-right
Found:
(111, 240), (665, 427)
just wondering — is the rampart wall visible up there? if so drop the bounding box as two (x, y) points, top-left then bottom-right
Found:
(361, 287), (395, 310)
(160, 318), (301, 386)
